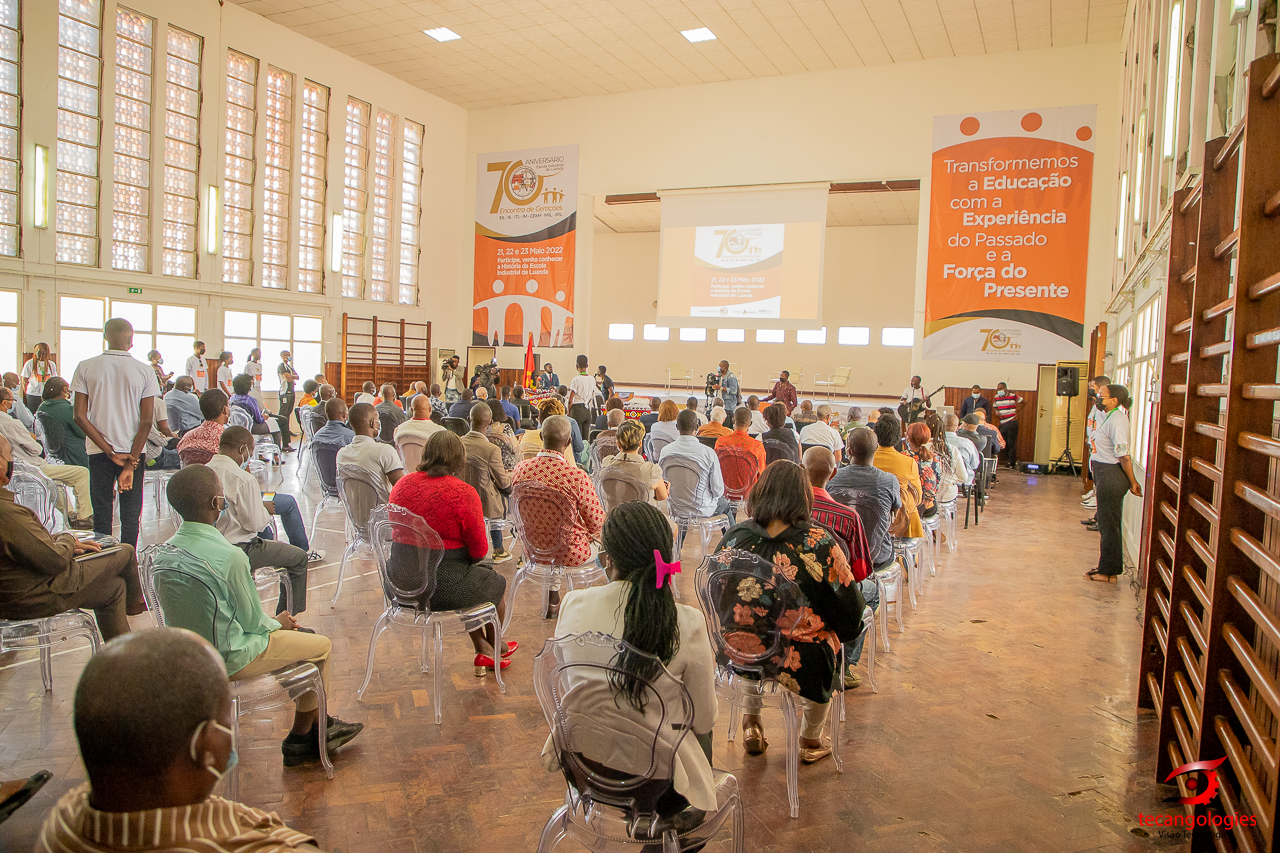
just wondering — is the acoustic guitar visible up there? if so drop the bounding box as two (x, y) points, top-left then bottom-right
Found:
(900, 385), (945, 424)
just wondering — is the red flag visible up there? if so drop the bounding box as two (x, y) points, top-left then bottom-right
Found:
(523, 333), (536, 389)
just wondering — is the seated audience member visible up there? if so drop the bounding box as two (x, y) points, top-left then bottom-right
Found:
(3, 371), (33, 428)
(598, 419), (668, 503)
(974, 409), (1005, 458)
(959, 414), (990, 457)
(799, 404), (844, 462)
(871, 416), (924, 538)
(229, 374), (282, 447)
(499, 385), (521, 426)
(717, 462), (862, 761)
(594, 407), (626, 446)
(318, 383), (336, 404)
(760, 401), (799, 462)
(162, 376), (203, 435)
(395, 395), (445, 444)
(716, 406), (766, 472)
(866, 410), (881, 426)
(649, 399), (681, 453)
(544, 501), (717, 814)
(924, 411), (965, 507)
(762, 370), (798, 414)
(336, 403), (405, 494)
(792, 400), (819, 428)
(744, 396), (767, 435)
(399, 381), (424, 410)
(638, 396), (662, 429)
(803, 446), (875, 687)
(556, 385), (570, 407)
(0, 435), (142, 639)
(518, 397), (583, 462)
(0, 385), (94, 526)
(208, 426), (323, 614)
(475, 386), (490, 402)
(661, 410), (732, 522)
(387, 431), (513, 671)
(311, 398), (355, 450)
(37, 377), (89, 467)
(176, 389), (230, 465)
(37, 628), (326, 853)
(141, 400), (182, 471)
(376, 384), (407, 427)
(448, 388), (475, 419)
(840, 407), (866, 436)
(512, 414), (605, 617)
(903, 422), (939, 519)
(697, 404), (733, 439)
(158, 466), (362, 766)
(593, 395), (625, 431)
(944, 413), (979, 484)
(485, 398), (520, 470)
(428, 383), (450, 418)
(296, 378), (319, 410)
(958, 385), (993, 421)
(355, 381), (377, 406)
(686, 396), (709, 426)
(462, 402), (514, 561)
(511, 385), (535, 424)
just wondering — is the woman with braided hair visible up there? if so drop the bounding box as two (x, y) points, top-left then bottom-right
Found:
(923, 411), (964, 506)
(543, 500), (719, 817)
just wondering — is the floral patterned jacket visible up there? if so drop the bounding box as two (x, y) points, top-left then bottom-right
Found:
(715, 520), (866, 703)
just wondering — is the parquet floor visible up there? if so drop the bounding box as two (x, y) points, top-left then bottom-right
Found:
(0, 459), (1181, 853)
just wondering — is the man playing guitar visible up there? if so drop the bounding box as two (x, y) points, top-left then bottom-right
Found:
(898, 376), (942, 424)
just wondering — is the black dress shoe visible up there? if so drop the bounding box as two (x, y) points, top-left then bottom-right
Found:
(281, 717), (364, 766)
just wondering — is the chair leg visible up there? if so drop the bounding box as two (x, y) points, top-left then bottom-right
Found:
(536, 806), (570, 853)
(830, 683), (844, 775)
(356, 611), (392, 700)
(432, 622), (445, 725)
(491, 613), (506, 694)
(226, 694), (242, 801)
(865, 612), (879, 693)
(501, 565), (528, 635)
(280, 573), (294, 615)
(732, 789), (746, 853)
(782, 691), (800, 819)
(331, 541), (357, 605)
(38, 641), (53, 692)
(662, 831), (681, 853)
(315, 677), (334, 780)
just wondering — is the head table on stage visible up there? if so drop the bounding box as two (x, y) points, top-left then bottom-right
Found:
(524, 389), (652, 420)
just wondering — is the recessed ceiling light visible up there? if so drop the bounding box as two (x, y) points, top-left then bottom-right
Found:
(681, 27), (716, 43)
(423, 26), (461, 42)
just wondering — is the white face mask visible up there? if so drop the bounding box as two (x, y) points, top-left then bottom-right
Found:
(190, 719), (237, 780)
(972, 392), (981, 398)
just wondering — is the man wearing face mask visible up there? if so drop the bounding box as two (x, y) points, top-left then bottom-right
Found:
(157, 465), (363, 768)
(207, 426), (324, 617)
(37, 628), (325, 853)
(957, 385), (993, 421)
(0, 435), (144, 640)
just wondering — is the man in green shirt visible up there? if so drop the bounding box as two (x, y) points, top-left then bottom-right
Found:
(155, 465), (363, 768)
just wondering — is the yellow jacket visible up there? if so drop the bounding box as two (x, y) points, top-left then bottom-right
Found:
(873, 446), (924, 539)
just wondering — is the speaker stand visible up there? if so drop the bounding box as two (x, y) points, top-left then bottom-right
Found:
(1054, 406), (1079, 477)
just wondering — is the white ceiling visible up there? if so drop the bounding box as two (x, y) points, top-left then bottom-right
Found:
(592, 188), (920, 232)
(230, 0), (1127, 110)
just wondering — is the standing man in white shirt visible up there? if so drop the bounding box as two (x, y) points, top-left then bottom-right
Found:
(71, 318), (159, 548)
(185, 340), (210, 392)
(567, 355), (601, 411)
(207, 426), (323, 614)
(799, 404), (844, 462)
(336, 403), (405, 496)
(1081, 374), (1109, 514)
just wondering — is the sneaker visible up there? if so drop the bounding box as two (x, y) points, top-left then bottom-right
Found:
(492, 549), (512, 562)
(1081, 496), (1097, 508)
(1080, 489), (1095, 504)
(307, 549), (326, 563)
(282, 716), (364, 767)
(843, 668), (863, 690)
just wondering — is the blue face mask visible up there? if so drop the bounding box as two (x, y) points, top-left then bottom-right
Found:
(190, 719), (238, 780)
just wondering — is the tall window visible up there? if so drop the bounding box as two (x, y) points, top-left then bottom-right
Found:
(297, 80), (327, 294)
(1127, 295), (1162, 470)
(60, 296), (196, 379)
(369, 110), (394, 302)
(56, 0), (103, 266)
(262, 67), (292, 289)
(58, 295), (105, 379)
(222, 310), (322, 392)
(222, 51), (257, 284)
(0, 0), (20, 258)
(341, 98), (370, 299)
(0, 290), (16, 373)
(162, 28), (201, 278)
(399, 120), (423, 305)
(110, 7), (152, 272)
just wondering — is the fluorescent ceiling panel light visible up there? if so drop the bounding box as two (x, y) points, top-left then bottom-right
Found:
(423, 27), (461, 42)
(681, 27), (716, 43)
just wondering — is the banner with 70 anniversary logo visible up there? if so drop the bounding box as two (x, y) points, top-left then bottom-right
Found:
(473, 144), (579, 347)
(923, 106), (1094, 363)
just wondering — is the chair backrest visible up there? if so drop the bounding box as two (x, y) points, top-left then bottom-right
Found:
(396, 436), (425, 473)
(378, 412), (399, 443)
(595, 465), (650, 515)
(228, 406), (253, 430)
(139, 544), (225, 647)
(588, 428), (602, 443)
(429, 410), (445, 425)
(660, 455), (707, 519)
(834, 366), (852, 383)
(649, 434), (673, 463)
(695, 435), (718, 450)
(462, 452), (500, 517)
(763, 437), (797, 465)
(442, 417), (469, 437)
(510, 478), (581, 567)
(716, 445), (760, 501)
(178, 446), (214, 467)
(800, 443), (821, 456)
(665, 362), (688, 378)
(532, 632), (694, 825)
(313, 444), (341, 496)
(829, 485), (891, 562)
(371, 504), (444, 608)
(589, 436), (618, 471)
(695, 548), (800, 679)
(337, 463), (388, 540)
(9, 462), (58, 530)
(33, 411), (65, 462)
(300, 407), (321, 440)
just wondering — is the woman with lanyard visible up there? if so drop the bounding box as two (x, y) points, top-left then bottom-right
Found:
(20, 342), (56, 412)
(1086, 383), (1143, 582)
(244, 348), (264, 405)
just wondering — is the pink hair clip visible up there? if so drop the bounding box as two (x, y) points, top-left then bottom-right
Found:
(654, 550), (681, 590)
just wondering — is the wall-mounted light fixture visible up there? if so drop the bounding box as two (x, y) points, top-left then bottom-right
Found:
(33, 144), (48, 228)
(329, 212), (343, 273)
(204, 185), (220, 254)
(1231, 0), (1250, 23)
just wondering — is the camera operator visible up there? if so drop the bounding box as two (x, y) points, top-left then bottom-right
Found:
(710, 360), (740, 411)
(441, 355), (464, 403)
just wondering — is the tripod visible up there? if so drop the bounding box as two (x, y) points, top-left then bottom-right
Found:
(1054, 398), (1079, 477)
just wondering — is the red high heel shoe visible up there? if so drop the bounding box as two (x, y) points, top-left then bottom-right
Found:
(474, 654), (512, 677)
(501, 641), (518, 658)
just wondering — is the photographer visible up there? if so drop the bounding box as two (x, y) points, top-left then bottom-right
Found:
(441, 355), (464, 403)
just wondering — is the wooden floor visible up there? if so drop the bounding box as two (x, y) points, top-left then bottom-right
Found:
(0, 459), (1182, 852)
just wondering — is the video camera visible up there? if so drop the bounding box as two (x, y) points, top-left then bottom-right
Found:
(705, 372), (719, 397)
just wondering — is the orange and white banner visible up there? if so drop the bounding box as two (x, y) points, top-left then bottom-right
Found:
(924, 106), (1095, 363)
(473, 144), (578, 347)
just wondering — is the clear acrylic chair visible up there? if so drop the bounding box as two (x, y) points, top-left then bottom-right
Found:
(139, 544), (333, 801)
(228, 406), (281, 469)
(660, 457), (729, 560)
(297, 409), (322, 485)
(860, 606), (878, 693)
(10, 461), (71, 533)
(934, 497), (958, 554)
(893, 536), (925, 611)
(461, 453), (514, 551)
(396, 436), (426, 473)
(715, 446), (759, 515)
(594, 465), (650, 515)
(507, 479), (606, 632)
(873, 562), (906, 650)
(762, 437), (797, 465)
(334, 464), (389, 605)
(694, 549), (844, 819)
(32, 412), (66, 465)
(533, 632), (744, 853)
(0, 611), (103, 692)
(356, 505), (505, 723)
(588, 436), (619, 473)
(309, 444), (344, 534)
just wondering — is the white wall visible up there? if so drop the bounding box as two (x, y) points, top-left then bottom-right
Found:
(3, 0), (469, 383)
(465, 41), (1124, 392)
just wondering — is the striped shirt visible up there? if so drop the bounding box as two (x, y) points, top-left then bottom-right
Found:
(993, 391), (1021, 422)
(37, 783), (319, 853)
(810, 487), (872, 582)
